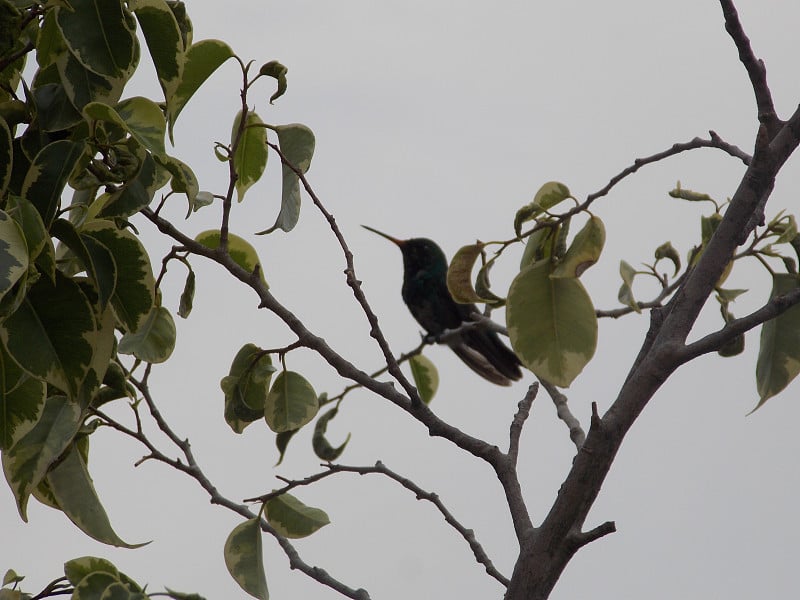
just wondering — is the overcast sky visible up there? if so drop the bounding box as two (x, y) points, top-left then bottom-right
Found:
(4, 2), (800, 599)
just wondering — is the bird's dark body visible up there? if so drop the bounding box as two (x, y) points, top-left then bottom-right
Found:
(365, 228), (523, 386)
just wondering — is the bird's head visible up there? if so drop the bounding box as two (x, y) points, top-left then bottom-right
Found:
(362, 225), (447, 273)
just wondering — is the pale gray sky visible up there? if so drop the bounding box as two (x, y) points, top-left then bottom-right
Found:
(4, 2), (800, 599)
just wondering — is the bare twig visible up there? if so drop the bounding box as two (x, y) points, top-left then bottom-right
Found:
(596, 272), (687, 319)
(510, 132), (751, 246)
(679, 286), (800, 362)
(266, 140), (423, 406)
(719, 0), (780, 134)
(331, 462), (510, 587)
(244, 461), (509, 586)
(583, 132), (751, 210)
(508, 383), (538, 464)
(98, 372), (372, 600)
(539, 380), (585, 450)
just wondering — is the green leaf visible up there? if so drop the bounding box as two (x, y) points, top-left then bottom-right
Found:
(98, 149), (159, 219)
(0, 209), (28, 302)
(118, 306), (176, 363)
(167, 0), (193, 49)
(8, 195), (48, 265)
(46, 441), (148, 548)
(258, 60), (288, 104)
(81, 221), (155, 333)
(55, 0), (138, 78)
(617, 260), (640, 313)
(274, 428), (298, 466)
(507, 259), (597, 387)
(514, 181), (571, 236)
(754, 273), (800, 410)
(64, 556), (119, 585)
(51, 218), (117, 311)
(164, 589), (206, 600)
(155, 155), (199, 214)
(232, 110), (267, 201)
(55, 50), (128, 112)
(551, 215), (605, 278)
(195, 230), (266, 283)
(312, 407), (351, 461)
(21, 139), (86, 226)
(265, 492), (329, 539)
(520, 225), (556, 268)
(1, 271), (95, 397)
(84, 98), (167, 158)
(221, 344), (275, 434)
(177, 268), (195, 318)
(129, 0), (184, 107)
(0, 343), (45, 452)
(167, 39), (234, 143)
(446, 244), (484, 304)
(408, 354), (438, 405)
(2, 568), (23, 586)
(1, 394), (83, 521)
(0, 116), (11, 196)
(668, 182), (716, 204)
(264, 371), (318, 433)
(474, 259), (505, 307)
(654, 241), (681, 276)
(257, 124), (315, 235)
(224, 518), (269, 600)
(71, 572), (119, 600)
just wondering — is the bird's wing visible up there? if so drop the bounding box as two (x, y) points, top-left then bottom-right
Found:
(448, 342), (516, 386)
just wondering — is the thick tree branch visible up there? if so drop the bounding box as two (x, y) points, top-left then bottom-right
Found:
(719, 0), (781, 134)
(505, 9), (800, 595)
(679, 287), (800, 362)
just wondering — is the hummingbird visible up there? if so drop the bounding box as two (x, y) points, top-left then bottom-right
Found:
(363, 225), (523, 386)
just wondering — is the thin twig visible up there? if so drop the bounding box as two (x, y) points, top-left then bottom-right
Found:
(108, 373), (373, 600)
(679, 286), (800, 363)
(267, 140), (422, 406)
(508, 383), (538, 465)
(539, 380), (586, 450)
(245, 461), (509, 586)
(331, 462), (510, 587)
(719, 0), (780, 133)
(596, 272), (687, 319)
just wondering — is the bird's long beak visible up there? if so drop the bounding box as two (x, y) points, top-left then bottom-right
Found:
(362, 225), (405, 247)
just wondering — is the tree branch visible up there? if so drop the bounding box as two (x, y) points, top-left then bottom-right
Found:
(679, 286), (800, 362)
(266, 140), (423, 406)
(582, 131), (751, 211)
(249, 461), (510, 587)
(539, 380), (585, 450)
(508, 383), (538, 464)
(719, 0), (781, 134)
(105, 370), (374, 600)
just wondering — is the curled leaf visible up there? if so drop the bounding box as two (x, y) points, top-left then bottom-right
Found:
(259, 60), (288, 103)
(514, 181), (571, 236)
(617, 260), (640, 313)
(552, 215), (605, 278)
(312, 407), (351, 461)
(446, 244), (483, 304)
(264, 492), (329, 539)
(408, 354), (438, 404)
(654, 241), (681, 276)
